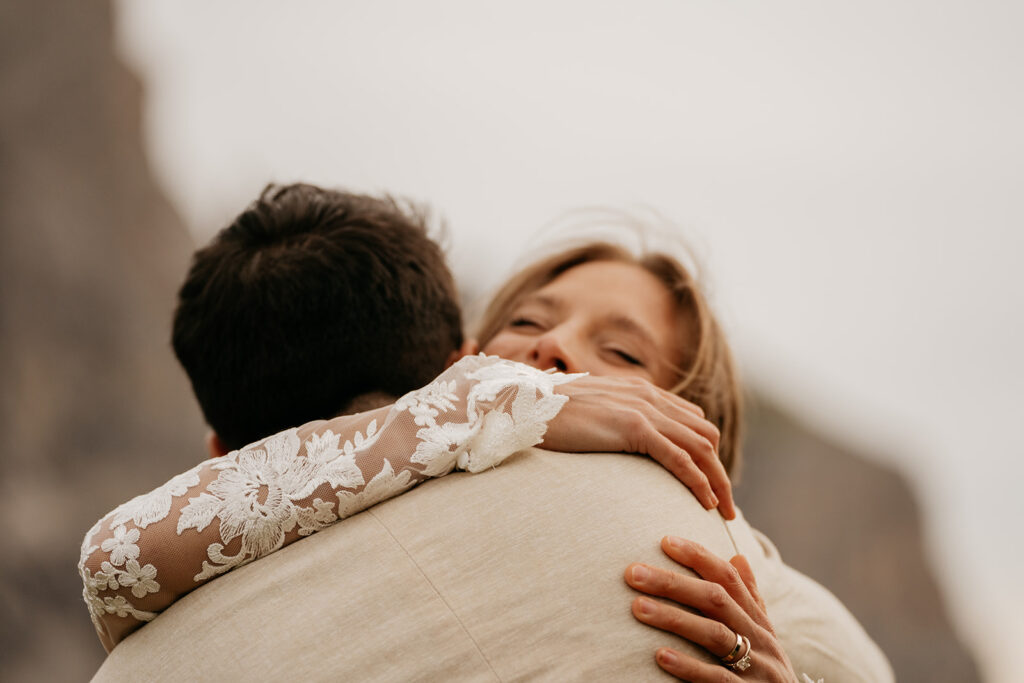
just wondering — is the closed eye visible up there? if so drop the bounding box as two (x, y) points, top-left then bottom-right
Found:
(509, 317), (543, 329)
(611, 349), (644, 367)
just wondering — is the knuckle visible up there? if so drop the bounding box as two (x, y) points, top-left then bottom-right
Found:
(626, 411), (651, 445)
(707, 423), (721, 445)
(664, 607), (688, 633)
(758, 625), (782, 653)
(722, 564), (743, 589)
(626, 409), (647, 430)
(664, 570), (687, 595)
(706, 583), (730, 610)
(698, 473), (714, 491)
(689, 438), (715, 463)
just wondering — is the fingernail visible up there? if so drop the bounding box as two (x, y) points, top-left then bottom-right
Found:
(658, 649), (679, 666)
(710, 493), (720, 508)
(636, 597), (655, 616)
(666, 535), (686, 550)
(631, 565), (650, 583)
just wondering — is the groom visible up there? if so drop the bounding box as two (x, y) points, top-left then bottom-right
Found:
(91, 183), (891, 681)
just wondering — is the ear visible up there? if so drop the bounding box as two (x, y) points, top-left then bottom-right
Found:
(206, 431), (230, 458)
(445, 338), (480, 368)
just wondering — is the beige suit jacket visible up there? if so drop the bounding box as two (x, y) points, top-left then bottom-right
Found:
(93, 450), (893, 681)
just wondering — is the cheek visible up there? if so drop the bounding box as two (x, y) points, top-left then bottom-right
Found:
(480, 333), (526, 360)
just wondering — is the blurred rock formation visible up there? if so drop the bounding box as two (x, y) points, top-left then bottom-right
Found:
(0, 0), (981, 681)
(0, 0), (205, 679)
(737, 398), (982, 682)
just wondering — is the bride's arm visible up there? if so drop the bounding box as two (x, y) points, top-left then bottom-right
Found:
(80, 354), (732, 651)
(80, 354), (581, 650)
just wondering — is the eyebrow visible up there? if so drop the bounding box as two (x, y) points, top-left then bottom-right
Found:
(519, 293), (564, 314)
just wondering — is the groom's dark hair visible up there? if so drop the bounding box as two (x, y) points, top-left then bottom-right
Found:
(172, 183), (463, 450)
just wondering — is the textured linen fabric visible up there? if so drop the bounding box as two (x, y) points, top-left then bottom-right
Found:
(92, 449), (893, 682)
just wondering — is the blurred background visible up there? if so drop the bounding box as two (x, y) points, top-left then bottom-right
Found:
(2, 1), (1021, 680)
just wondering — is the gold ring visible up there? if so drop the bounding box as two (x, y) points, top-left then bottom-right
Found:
(720, 630), (744, 663)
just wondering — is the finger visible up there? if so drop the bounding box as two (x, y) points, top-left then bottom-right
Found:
(730, 555), (770, 626)
(631, 595), (745, 661)
(652, 392), (721, 452)
(660, 538), (764, 628)
(650, 414), (734, 519)
(654, 647), (742, 682)
(624, 562), (757, 637)
(640, 429), (718, 510)
(643, 380), (706, 419)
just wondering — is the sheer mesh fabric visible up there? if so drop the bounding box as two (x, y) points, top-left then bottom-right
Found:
(79, 355), (581, 651)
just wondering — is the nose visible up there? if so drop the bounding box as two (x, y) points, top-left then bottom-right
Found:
(530, 332), (577, 373)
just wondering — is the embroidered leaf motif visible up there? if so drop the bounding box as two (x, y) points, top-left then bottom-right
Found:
(177, 492), (222, 534)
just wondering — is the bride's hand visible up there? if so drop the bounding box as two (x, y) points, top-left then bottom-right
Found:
(624, 537), (800, 682)
(542, 375), (734, 519)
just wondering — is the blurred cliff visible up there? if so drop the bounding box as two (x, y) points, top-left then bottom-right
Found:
(0, 0), (205, 679)
(0, 1), (979, 681)
(737, 400), (981, 682)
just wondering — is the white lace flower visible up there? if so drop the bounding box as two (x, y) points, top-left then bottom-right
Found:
(110, 464), (203, 529)
(207, 451), (303, 555)
(180, 429), (334, 579)
(118, 559), (160, 599)
(104, 595), (132, 617)
(101, 595), (156, 621)
(80, 569), (108, 626)
(411, 420), (476, 477)
(101, 525), (141, 566)
(335, 460), (415, 518)
(97, 562), (120, 590)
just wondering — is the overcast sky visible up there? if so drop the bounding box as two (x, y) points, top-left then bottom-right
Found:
(115, 1), (1023, 678)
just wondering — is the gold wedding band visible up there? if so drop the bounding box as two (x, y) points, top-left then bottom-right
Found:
(720, 630), (744, 663)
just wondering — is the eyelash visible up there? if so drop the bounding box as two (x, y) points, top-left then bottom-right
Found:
(611, 349), (644, 367)
(507, 317), (645, 368)
(509, 317), (541, 329)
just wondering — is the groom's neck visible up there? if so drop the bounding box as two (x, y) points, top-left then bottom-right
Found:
(339, 391), (398, 415)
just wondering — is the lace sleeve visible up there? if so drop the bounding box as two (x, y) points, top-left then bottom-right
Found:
(79, 354), (582, 651)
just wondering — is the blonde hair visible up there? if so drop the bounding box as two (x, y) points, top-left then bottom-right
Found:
(476, 242), (744, 478)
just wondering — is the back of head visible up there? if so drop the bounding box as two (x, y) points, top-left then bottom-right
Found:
(172, 183), (462, 450)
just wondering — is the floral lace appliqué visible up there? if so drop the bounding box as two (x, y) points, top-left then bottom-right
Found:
(78, 355), (581, 651)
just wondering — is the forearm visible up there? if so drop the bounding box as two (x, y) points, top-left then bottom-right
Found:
(79, 354), (579, 649)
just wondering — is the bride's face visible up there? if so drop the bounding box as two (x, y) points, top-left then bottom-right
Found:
(482, 260), (684, 388)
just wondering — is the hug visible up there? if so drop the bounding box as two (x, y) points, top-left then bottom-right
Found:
(80, 183), (893, 682)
